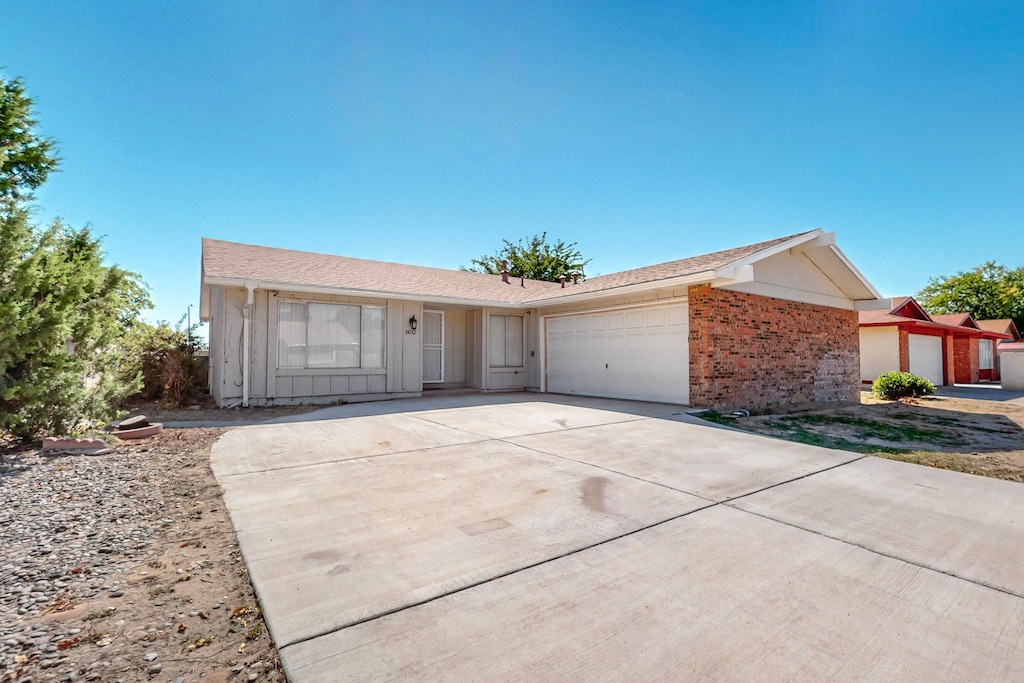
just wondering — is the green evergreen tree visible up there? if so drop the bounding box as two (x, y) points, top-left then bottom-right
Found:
(0, 76), (149, 438)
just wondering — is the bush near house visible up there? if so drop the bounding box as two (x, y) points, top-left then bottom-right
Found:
(872, 371), (936, 400)
(118, 320), (207, 406)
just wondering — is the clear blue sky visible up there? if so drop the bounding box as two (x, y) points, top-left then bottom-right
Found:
(7, 1), (1023, 332)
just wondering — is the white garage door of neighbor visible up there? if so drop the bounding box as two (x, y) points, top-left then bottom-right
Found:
(908, 333), (944, 386)
(545, 303), (689, 404)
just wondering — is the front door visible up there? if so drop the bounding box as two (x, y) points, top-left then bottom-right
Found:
(422, 310), (444, 383)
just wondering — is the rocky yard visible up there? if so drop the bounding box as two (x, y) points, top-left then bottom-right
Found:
(1, 428), (281, 683)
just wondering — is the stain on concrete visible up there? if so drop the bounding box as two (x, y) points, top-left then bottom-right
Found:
(459, 517), (512, 536)
(377, 440), (391, 448)
(327, 563), (351, 576)
(534, 488), (549, 495)
(554, 419), (568, 428)
(580, 476), (608, 512)
(303, 550), (340, 562)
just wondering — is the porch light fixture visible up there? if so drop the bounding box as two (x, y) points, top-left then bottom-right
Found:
(409, 315), (418, 331)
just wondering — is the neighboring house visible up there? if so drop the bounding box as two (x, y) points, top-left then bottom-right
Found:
(199, 229), (883, 412)
(998, 342), (1024, 390)
(858, 299), (1011, 386)
(930, 314), (1011, 384)
(976, 319), (1022, 381)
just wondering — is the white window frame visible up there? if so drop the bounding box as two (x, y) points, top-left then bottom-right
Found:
(489, 314), (526, 368)
(276, 300), (387, 370)
(979, 339), (994, 370)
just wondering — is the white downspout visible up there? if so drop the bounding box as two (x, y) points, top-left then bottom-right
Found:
(242, 284), (255, 407)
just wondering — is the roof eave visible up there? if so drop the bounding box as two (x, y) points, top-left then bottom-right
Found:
(201, 275), (533, 309)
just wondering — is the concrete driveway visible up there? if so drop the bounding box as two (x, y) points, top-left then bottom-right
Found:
(935, 383), (1024, 406)
(211, 394), (1024, 682)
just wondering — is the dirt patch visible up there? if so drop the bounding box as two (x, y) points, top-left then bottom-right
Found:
(122, 397), (326, 424)
(1, 429), (283, 682)
(701, 392), (1024, 483)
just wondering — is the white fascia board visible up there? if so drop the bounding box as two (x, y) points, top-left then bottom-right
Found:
(724, 228), (826, 269)
(201, 276), (525, 309)
(529, 271), (717, 308)
(711, 264), (755, 284)
(827, 244), (884, 300)
(855, 298), (892, 311)
(206, 269), (730, 311)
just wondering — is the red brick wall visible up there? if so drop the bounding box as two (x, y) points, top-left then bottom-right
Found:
(688, 285), (860, 412)
(943, 333), (956, 385)
(898, 329), (910, 372)
(953, 337), (979, 384)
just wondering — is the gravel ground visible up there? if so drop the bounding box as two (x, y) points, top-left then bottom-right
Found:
(1, 429), (282, 683)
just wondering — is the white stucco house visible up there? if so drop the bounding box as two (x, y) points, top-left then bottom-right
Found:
(199, 229), (884, 412)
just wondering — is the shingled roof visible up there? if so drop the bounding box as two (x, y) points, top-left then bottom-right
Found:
(202, 230), (818, 306)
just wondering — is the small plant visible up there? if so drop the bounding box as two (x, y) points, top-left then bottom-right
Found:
(872, 371), (936, 400)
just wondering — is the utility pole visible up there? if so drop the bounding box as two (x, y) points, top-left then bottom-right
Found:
(187, 304), (193, 355)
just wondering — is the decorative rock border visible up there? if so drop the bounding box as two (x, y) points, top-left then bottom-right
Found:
(40, 437), (116, 456)
(113, 423), (163, 440)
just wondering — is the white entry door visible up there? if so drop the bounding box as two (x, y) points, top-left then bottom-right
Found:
(908, 334), (944, 385)
(422, 310), (444, 383)
(545, 303), (689, 404)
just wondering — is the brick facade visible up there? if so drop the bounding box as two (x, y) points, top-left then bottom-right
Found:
(688, 284), (860, 412)
(898, 329), (911, 372)
(953, 336), (979, 384)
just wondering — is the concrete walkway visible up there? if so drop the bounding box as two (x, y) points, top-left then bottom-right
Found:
(211, 394), (1024, 682)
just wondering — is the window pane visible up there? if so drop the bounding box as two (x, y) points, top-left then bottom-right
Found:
(277, 302), (306, 368)
(980, 340), (994, 370)
(489, 315), (506, 367)
(360, 306), (386, 369)
(308, 303), (360, 368)
(505, 316), (524, 367)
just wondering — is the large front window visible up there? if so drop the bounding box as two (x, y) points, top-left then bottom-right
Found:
(278, 302), (386, 369)
(489, 314), (524, 367)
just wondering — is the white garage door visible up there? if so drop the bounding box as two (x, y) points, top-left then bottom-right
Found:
(908, 334), (944, 385)
(545, 303), (689, 404)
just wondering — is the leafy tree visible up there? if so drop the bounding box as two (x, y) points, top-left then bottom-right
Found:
(0, 76), (150, 438)
(916, 262), (1024, 330)
(462, 232), (591, 282)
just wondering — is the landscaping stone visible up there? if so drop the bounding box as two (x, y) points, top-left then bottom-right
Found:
(113, 423), (163, 440)
(0, 427), (283, 681)
(40, 438), (114, 455)
(117, 415), (149, 430)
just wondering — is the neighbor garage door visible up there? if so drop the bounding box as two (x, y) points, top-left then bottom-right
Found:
(545, 303), (689, 404)
(908, 333), (944, 386)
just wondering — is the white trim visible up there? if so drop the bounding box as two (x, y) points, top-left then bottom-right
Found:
(203, 276), (529, 309)
(726, 229), (826, 268)
(531, 272), (715, 308)
(826, 244), (884, 300)
(540, 298), (688, 320)
(241, 284), (255, 408)
(422, 309), (445, 384)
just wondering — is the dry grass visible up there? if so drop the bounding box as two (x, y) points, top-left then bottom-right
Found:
(701, 392), (1024, 483)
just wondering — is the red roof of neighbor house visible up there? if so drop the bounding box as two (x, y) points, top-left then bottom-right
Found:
(978, 319), (1022, 340)
(858, 297), (992, 336)
(931, 313), (978, 328)
(202, 230), (817, 306)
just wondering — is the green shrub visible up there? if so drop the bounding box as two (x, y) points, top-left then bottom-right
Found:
(872, 371), (936, 400)
(118, 320), (207, 406)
